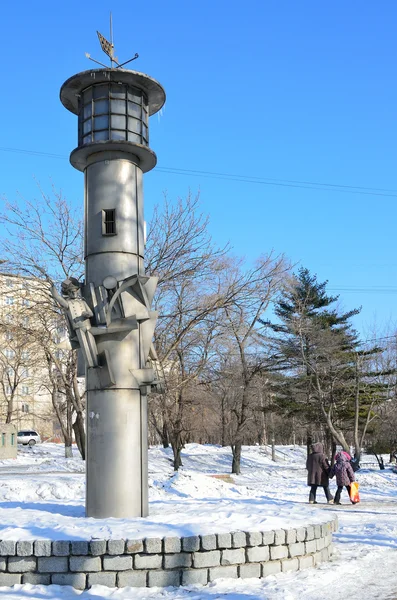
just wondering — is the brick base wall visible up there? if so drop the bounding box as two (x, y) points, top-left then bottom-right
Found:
(0, 516), (338, 590)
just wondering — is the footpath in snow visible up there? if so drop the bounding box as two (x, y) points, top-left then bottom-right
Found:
(0, 443), (396, 599)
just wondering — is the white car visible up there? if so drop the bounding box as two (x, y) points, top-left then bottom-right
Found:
(17, 430), (41, 446)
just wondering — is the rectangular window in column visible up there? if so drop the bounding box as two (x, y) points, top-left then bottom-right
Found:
(102, 209), (117, 236)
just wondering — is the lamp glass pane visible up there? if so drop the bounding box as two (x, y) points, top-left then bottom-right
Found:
(83, 120), (92, 134)
(94, 99), (109, 115)
(83, 134), (92, 144)
(128, 118), (141, 134)
(83, 87), (93, 102)
(93, 84), (109, 99)
(111, 99), (125, 114)
(128, 102), (141, 118)
(111, 84), (126, 99)
(111, 130), (127, 140)
(111, 115), (126, 129)
(94, 130), (108, 141)
(128, 131), (140, 143)
(94, 115), (109, 130)
(83, 103), (92, 119)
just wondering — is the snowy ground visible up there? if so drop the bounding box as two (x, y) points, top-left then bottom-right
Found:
(0, 443), (396, 599)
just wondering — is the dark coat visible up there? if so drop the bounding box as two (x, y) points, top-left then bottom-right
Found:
(330, 452), (355, 487)
(306, 442), (330, 486)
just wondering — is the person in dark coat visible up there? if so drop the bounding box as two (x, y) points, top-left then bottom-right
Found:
(330, 451), (355, 504)
(306, 442), (333, 504)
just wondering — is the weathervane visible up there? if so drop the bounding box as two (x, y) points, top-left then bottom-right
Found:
(85, 13), (139, 69)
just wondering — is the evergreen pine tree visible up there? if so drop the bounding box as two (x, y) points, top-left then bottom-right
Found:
(263, 267), (362, 452)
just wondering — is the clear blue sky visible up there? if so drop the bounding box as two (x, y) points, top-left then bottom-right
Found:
(1, 0), (396, 336)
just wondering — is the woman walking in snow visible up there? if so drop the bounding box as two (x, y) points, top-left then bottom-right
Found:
(306, 442), (333, 504)
(330, 451), (355, 505)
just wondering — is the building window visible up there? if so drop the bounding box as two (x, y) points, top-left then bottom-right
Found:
(23, 317), (29, 327)
(5, 385), (12, 395)
(22, 298), (30, 307)
(102, 209), (117, 236)
(4, 349), (15, 359)
(5, 332), (13, 341)
(21, 351), (29, 360)
(78, 83), (149, 147)
(21, 386), (29, 395)
(5, 297), (14, 306)
(6, 279), (14, 288)
(20, 368), (29, 378)
(6, 367), (14, 377)
(11, 433), (15, 446)
(1, 433), (5, 446)
(5, 314), (12, 324)
(21, 403), (29, 413)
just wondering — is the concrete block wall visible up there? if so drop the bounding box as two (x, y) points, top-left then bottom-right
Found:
(0, 516), (338, 590)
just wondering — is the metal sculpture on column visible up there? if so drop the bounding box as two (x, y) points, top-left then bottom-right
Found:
(56, 28), (165, 518)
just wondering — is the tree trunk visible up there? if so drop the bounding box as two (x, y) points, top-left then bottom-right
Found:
(325, 428), (333, 460)
(50, 386), (73, 458)
(231, 443), (242, 475)
(71, 374), (86, 460)
(161, 421), (169, 449)
(258, 408), (267, 446)
(65, 393), (73, 458)
(329, 440), (337, 467)
(261, 416), (267, 446)
(389, 441), (397, 464)
(326, 419), (350, 454)
(221, 395), (227, 447)
(319, 399), (350, 454)
(6, 397), (13, 424)
(73, 414), (85, 460)
(291, 416), (296, 448)
(373, 451), (385, 470)
(358, 403), (378, 463)
(172, 442), (183, 471)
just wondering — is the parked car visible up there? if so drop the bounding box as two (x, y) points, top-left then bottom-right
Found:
(17, 430), (41, 446)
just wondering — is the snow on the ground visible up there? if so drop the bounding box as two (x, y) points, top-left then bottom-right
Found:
(0, 442), (397, 599)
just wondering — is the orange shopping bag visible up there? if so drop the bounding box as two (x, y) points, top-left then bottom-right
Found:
(349, 481), (360, 504)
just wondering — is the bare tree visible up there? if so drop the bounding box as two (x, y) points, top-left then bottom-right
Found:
(146, 191), (226, 287)
(214, 253), (290, 474)
(146, 192), (231, 468)
(32, 297), (86, 458)
(0, 185), (85, 457)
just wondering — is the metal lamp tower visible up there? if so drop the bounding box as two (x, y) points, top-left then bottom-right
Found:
(59, 36), (165, 518)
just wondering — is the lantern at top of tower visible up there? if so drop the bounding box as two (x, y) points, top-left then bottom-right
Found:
(60, 68), (166, 173)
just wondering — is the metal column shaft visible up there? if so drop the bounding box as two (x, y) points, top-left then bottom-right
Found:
(85, 155), (148, 518)
(86, 389), (148, 518)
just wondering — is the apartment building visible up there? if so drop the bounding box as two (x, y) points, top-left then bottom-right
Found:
(0, 273), (61, 438)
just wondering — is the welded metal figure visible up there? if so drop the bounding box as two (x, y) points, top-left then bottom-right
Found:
(51, 278), (99, 368)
